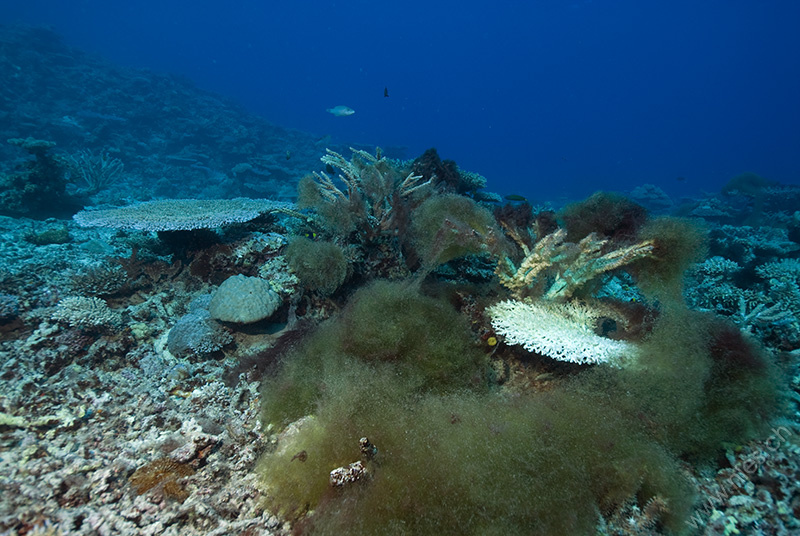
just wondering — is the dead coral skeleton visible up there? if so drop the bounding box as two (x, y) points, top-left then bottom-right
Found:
(328, 437), (378, 487)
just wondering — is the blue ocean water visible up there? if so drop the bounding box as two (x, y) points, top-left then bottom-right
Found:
(2, 0), (799, 201)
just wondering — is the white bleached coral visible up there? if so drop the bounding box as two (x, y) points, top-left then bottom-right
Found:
(487, 299), (637, 365)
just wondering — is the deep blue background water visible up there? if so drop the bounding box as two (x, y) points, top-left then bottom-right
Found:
(2, 0), (799, 201)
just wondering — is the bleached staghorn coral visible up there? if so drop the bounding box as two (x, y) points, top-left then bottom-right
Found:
(487, 299), (636, 365)
(495, 227), (568, 298)
(495, 227), (655, 301)
(490, 223), (654, 365)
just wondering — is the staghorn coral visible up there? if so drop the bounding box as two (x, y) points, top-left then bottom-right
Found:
(487, 298), (637, 365)
(52, 296), (121, 330)
(296, 147), (504, 282)
(732, 296), (793, 333)
(496, 227), (654, 301)
(686, 256), (748, 314)
(756, 258), (800, 283)
(686, 250), (800, 347)
(490, 212), (654, 365)
(73, 198), (297, 232)
(693, 255), (742, 279)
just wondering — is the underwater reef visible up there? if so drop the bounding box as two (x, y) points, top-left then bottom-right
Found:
(0, 23), (799, 536)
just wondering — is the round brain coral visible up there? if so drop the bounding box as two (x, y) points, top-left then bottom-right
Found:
(208, 275), (281, 324)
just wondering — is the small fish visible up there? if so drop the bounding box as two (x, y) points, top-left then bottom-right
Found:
(285, 150), (291, 160)
(384, 87), (389, 97)
(327, 105), (355, 117)
(504, 194), (528, 202)
(676, 176), (686, 182)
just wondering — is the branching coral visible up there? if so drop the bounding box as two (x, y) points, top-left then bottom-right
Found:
(488, 298), (637, 365)
(545, 234), (654, 301)
(300, 147), (431, 240)
(298, 148), (503, 281)
(65, 149), (124, 195)
(496, 227), (654, 301)
(732, 296), (793, 333)
(489, 205), (671, 367)
(52, 296), (121, 330)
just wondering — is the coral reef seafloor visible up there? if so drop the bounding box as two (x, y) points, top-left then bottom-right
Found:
(0, 23), (800, 536)
(0, 151), (798, 536)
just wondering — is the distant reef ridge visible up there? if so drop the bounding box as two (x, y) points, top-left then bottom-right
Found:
(0, 24), (371, 207)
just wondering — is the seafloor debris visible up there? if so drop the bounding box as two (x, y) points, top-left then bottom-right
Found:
(329, 461), (368, 488)
(329, 437), (378, 487)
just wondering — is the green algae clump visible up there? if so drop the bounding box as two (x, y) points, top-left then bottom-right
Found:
(285, 236), (348, 295)
(631, 216), (708, 300)
(410, 193), (502, 268)
(258, 370), (695, 535)
(256, 189), (785, 535)
(260, 280), (488, 428)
